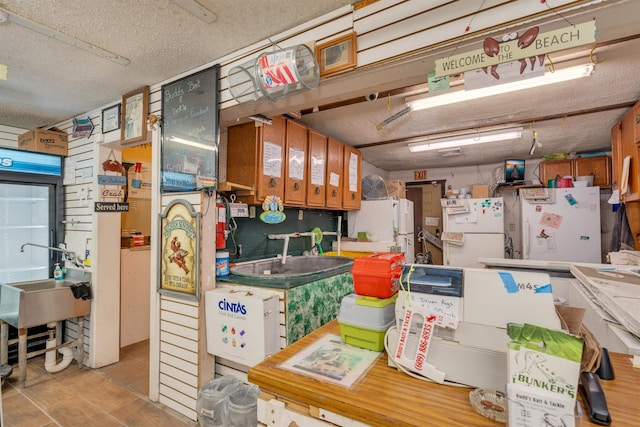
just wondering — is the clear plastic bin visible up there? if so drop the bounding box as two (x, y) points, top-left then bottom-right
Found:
(222, 383), (260, 427)
(197, 376), (242, 427)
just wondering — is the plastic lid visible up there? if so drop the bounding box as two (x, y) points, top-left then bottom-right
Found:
(355, 293), (398, 308)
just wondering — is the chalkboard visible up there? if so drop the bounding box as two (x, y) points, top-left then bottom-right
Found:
(161, 64), (220, 192)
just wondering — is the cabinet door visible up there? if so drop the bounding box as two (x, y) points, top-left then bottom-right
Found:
(611, 120), (622, 191)
(539, 159), (573, 184)
(633, 102), (640, 143)
(306, 130), (327, 207)
(342, 145), (362, 210)
(257, 116), (286, 202)
(227, 121), (259, 204)
(284, 120), (307, 206)
(574, 157), (611, 188)
(325, 137), (343, 209)
(620, 109), (639, 201)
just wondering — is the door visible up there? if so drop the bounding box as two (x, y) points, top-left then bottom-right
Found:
(406, 181), (444, 265)
(444, 233), (504, 267)
(284, 120), (307, 206)
(521, 188), (601, 262)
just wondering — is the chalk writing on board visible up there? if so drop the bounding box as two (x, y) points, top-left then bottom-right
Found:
(161, 64), (220, 192)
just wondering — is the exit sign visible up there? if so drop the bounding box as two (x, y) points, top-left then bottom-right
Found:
(414, 170), (427, 180)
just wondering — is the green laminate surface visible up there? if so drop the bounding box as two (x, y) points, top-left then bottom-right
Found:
(285, 271), (354, 345)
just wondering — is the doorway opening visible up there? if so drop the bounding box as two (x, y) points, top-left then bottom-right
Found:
(406, 180), (446, 265)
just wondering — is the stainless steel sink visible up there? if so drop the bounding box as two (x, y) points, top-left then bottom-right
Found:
(0, 279), (91, 329)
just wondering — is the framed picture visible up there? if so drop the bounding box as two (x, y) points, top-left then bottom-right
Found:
(505, 159), (526, 183)
(121, 85), (149, 145)
(315, 32), (356, 77)
(101, 104), (121, 134)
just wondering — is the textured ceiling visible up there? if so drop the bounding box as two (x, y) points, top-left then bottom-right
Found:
(1, 0), (640, 172)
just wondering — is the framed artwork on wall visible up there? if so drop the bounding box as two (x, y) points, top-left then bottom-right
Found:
(159, 199), (200, 300)
(315, 32), (357, 77)
(121, 85), (149, 145)
(102, 104), (121, 134)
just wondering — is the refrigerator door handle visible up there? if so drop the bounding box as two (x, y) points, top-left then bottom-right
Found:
(523, 218), (530, 259)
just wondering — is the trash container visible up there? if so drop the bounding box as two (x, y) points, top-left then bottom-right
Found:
(222, 383), (260, 427)
(197, 376), (241, 427)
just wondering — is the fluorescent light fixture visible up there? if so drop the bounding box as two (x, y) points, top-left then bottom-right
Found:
(172, 0), (217, 23)
(170, 136), (216, 151)
(406, 63), (594, 111)
(0, 6), (130, 66)
(408, 127), (524, 152)
(248, 114), (273, 125)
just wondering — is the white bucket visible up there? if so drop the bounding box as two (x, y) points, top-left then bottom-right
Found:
(216, 251), (230, 277)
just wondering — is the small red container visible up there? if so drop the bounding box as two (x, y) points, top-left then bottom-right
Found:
(350, 252), (405, 298)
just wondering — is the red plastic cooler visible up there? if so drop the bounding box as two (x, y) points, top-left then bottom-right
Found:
(350, 252), (405, 298)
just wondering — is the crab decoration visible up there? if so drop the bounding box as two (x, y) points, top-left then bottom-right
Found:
(482, 26), (546, 80)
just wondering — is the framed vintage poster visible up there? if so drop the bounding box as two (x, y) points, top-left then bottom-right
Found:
(121, 85), (149, 145)
(159, 199), (200, 300)
(102, 104), (121, 133)
(315, 32), (357, 77)
(161, 65), (220, 192)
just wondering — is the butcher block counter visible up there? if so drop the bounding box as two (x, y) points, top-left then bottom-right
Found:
(248, 320), (640, 426)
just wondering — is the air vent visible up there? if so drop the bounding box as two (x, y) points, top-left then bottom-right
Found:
(438, 147), (462, 157)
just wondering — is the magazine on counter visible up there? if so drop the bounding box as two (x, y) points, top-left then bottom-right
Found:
(279, 334), (381, 388)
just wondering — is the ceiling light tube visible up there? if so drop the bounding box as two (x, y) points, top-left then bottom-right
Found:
(0, 6), (130, 66)
(408, 127), (524, 152)
(406, 63), (594, 111)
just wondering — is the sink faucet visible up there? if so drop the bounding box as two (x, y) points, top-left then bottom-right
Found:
(268, 232), (316, 264)
(20, 242), (85, 269)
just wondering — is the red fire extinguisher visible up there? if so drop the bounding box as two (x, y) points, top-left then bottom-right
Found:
(216, 196), (227, 249)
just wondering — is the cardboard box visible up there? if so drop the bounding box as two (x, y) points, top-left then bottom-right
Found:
(386, 180), (406, 199)
(18, 128), (68, 156)
(471, 184), (489, 198)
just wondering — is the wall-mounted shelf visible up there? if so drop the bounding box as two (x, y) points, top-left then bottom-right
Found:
(217, 181), (255, 196)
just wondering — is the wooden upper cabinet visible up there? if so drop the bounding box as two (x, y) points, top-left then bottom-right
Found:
(619, 107), (640, 201)
(611, 120), (622, 191)
(574, 156), (611, 188)
(306, 129), (327, 208)
(634, 102), (640, 143)
(226, 115), (286, 204)
(540, 156), (611, 189)
(539, 159), (572, 184)
(284, 120), (307, 206)
(325, 137), (343, 209)
(342, 145), (362, 210)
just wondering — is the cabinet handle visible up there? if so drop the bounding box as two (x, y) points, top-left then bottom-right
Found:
(636, 114), (640, 124)
(269, 177), (276, 188)
(315, 186), (320, 195)
(293, 182), (299, 191)
(351, 193), (356, 200)
(332, 189), (337, 197)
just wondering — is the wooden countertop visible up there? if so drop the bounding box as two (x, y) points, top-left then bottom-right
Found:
(249, 320), (640, 426)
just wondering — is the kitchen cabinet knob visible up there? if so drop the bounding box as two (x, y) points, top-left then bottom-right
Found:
(351, 193), (356, 200)
(332, 189), (337, 197)
(315, 187), (320, 195)
(636, 114), (640, 124)
(269, 178), (276, 188)
(294, 182), (299, 191)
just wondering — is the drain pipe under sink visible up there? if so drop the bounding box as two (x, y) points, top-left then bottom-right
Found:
(44, 323), (74, 373)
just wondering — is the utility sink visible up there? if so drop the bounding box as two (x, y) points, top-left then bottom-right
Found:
(0, 279), (91, 329)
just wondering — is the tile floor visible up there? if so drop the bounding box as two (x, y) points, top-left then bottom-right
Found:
(1, 340), (197, 427)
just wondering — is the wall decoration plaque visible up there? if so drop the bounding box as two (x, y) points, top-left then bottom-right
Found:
(159, 199), (200, 300)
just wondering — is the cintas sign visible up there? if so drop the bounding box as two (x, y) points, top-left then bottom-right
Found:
(434, 21), (596, 77)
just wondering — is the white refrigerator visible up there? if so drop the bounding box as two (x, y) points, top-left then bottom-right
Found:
(442, 197), (504, 267)
(520, 186), (601, 263)
(345, 199), (415, 263)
